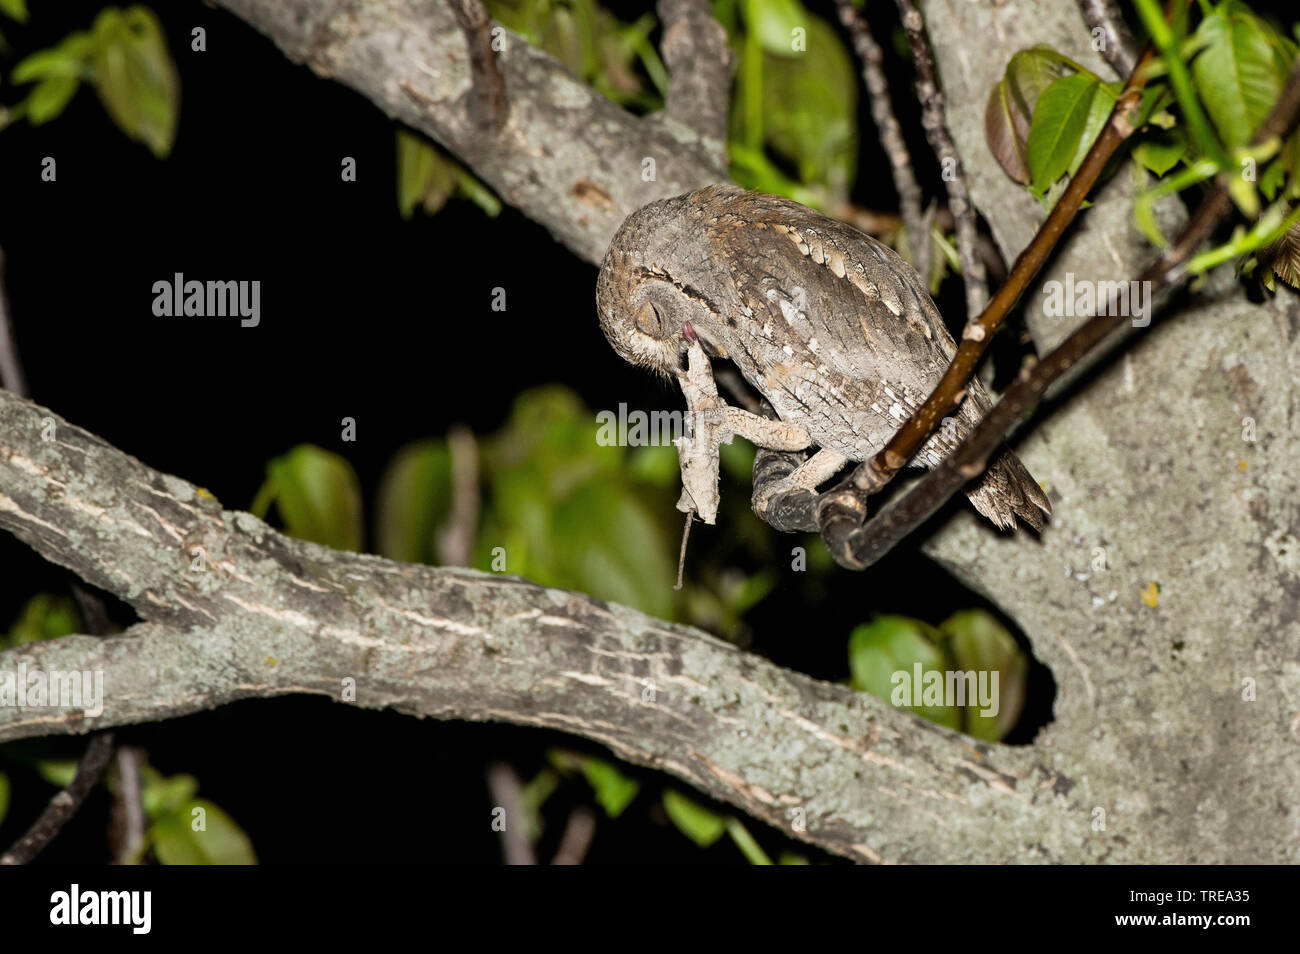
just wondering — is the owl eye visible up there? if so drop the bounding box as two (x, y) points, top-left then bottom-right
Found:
(634, 301), (665, 338)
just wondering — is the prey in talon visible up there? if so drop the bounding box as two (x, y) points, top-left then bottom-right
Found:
(595, 184), (1050, 534)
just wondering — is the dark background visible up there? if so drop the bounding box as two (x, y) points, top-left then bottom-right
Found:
(0, 0), (1074, 864)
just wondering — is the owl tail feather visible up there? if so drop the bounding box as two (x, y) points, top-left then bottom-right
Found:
(963, 448), (1052, 532)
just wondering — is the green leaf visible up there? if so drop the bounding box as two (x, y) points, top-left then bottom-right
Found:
(0, 772), (9, 826)
(4, 594), (82, 648)
(26, 76), (80, 124)
(1258, 156), (1285, 201)
(663, 789), (726, 847)
(744, 0), (806, 56)
(478, 386), (677, 619)
(150, 798), (257, 865)
(1133, 129), (1188, 177)
(581, 757), (639, 818)
(1026, 72), (1098, 194)
(375, 439), (452, 563)
(254, 445), (364, 552)
(985, 47), (1079, 185)
(35, 759), (79, 788)
(141, 770), (199, 817)
(1192, 6), (1291, 149)
(939, 610), (1027, 741)
(12, 38), (94, 82)
(87, 6), (180, 157)
(847, 615), (961, 730)
(751, 14), (857, 197)
(726, 817), (773, 864)
(1067, 81), (1119, 179)
(396, 130), (455, 218)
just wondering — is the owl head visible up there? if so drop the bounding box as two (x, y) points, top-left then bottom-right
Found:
(595, 189), (735, 379)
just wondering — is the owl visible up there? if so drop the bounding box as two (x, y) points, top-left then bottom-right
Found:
(595, 184), (1050, 531)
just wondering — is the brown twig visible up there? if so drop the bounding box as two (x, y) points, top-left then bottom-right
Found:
(0, 250), (27, 397)
(842, 45), (1155, 499)
(0, 247), (119, 864)
(892, 0), (987, 320)
(109, 745), (147, 865)
(487, 762), (537, 865)
(820, 62), (1300, 570)
(448, 0), (507, 131)
(436, 424), (480, 567)
(0, 733), (116, 865)
(835, 0), (929, 277)
(1078, 0), (1141, 77)
(550, 806), (597, 865)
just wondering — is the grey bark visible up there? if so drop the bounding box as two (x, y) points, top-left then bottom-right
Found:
(0, 0), (1294, 863)
(1, 388), (1071, 864)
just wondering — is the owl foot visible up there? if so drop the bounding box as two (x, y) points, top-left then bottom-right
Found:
(752, 448), (849, 528)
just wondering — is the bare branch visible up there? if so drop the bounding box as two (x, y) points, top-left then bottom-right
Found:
(892, 0), (987, 319)
(0, 733), (115, 865)
(834, 0), (929, 276)
(447, 0), (508, 130)
(819, 44), (1155, 545)
(487, 762), (537, 865)
(822, 62), (1300, 570)
(656, 0), (732, 171)
(435, 425), (480, 567)
(0, 387), (1085, 864)
(1077, 0), (1140, 77)
(0, 250), (26, 397)
(109, 746), (147, 865)
(550, 806), (596, 865)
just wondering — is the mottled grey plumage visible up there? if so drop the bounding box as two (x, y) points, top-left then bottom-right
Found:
(596, 184), (1050, 531)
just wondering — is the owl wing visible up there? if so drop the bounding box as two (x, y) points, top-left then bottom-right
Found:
(706, 191), (964, 443)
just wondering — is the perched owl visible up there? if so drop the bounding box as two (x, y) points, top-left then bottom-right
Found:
(595, 184), (1050, 531)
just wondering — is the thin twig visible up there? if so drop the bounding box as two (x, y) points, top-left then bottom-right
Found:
(835, 0), (929, 277)
(842, 46), (1155, 498)
(550, 806), (597, 865)
(436, 425), (480, 567)
(820, 62), (1300, 570)
(674, 510), (693, 590)
(1077, 0), (1141, 77)
(0, 733), (116, 865)
(0, 250), (28, 397)
(0, 248), (119, 864)
(487, 762), (537, 865)
(109, 746), (147, 865)
(447, 0), (507, 131)
(892, 0), (987, 319)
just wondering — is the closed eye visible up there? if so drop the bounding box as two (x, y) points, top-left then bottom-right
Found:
(635, 301), (664, 338)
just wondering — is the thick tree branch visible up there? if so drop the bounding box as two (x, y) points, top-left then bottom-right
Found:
(0, 387), (1095, 864)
